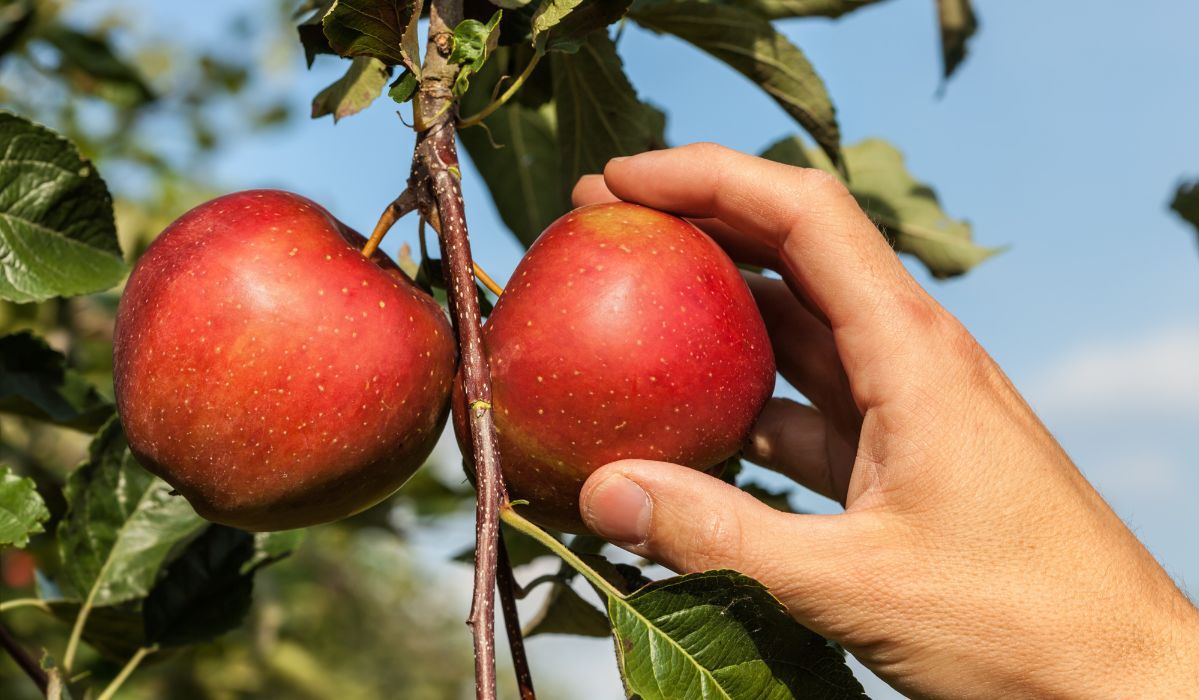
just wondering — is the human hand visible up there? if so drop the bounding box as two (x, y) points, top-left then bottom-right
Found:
(571, 144), (1199, 699)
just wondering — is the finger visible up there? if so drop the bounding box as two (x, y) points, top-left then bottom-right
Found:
(745, 398), (855, 503)
(579, 460), (850, 630)
(602, 144), (946, 400)
(571, 175), (619, 207)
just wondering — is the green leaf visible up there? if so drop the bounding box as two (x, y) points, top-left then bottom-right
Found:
(322, 0), (423, 72)
(1170, 179), (1199, 244)
(631, 1), (843, 169)
(0, 464), (48, 547)
(534, 0), (633, 53)
(459, 48), (567, 247)
(761, 136), (999, 278)
(524, 579), (612, 638)
(609, 570), (867, 699)
(55, 417), (206, 606)
(449, 10), (503, 96)
(297, 0), (337, 68)
(0, 331), (113, 431)
(551, 32), (665, 196)
(144, 525), (280, 647)
(40, 25), (155, 106)
(714, 0), (886, 20)
(248, 529), (306, 573)
(0, 113), (127, 303)
(45, 600), (146, 660)
(389, 68), (418, 103)
(936, 0), (977, 82)
(311, 56), (392, 122)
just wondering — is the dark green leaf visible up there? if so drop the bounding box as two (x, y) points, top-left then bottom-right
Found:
(0, 331), (113, 431)
(459, 48), (566, 247)
(46, 600), (145, 660)
(631, 1), (843, 168)
(0, 0), (35, 60)
(311, 56), (392, 122)
(610, 570), (867, 699)
(1170, 179), (1199, 245)
(0, 464), (48, 547)
(0, 113), (127, 302)
(41, 25), (154, 106)
(524, 579), (612, 638)
(322, 0), (423, 71)
(55, 417), (206, 606)
(449, 10), (503, 96)
(936, 0), (977, 82)
(714, 0), (887, 20)
(297, 0), (337, 67)
(551, 32), (665, 195)
(389, 69), (418, 103)
(144, 525), (257, 647)
(762, 136), (999, 278)
(535, 0), (633, 53)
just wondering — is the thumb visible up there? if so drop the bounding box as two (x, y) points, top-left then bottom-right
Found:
(579, 460), (847, 605)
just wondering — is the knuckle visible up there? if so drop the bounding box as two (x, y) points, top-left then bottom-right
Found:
(798, 167), (850, 201)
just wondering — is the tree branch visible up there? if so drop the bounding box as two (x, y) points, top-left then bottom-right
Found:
(0, 619), (48, 695)
(497, 535), (536, 700)
(413, 1), (510, 698)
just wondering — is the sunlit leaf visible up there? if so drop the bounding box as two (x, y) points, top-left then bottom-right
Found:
(449, 10), (502, 96)
(0, 113), (127, 302)
(311, 56), (392, 122)
(631, 1), (842, 168)
(0, 331), (113, 431)
(936, 0), (977, 82)
(762, 136), (999, 278)
(0, 464), (48, 547)
(533, 0), (632, 53)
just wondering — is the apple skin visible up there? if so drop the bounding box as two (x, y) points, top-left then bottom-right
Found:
(454, 202), (775, 532)
(114, 190), (456, 531)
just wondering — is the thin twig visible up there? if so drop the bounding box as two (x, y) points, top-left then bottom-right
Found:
(497, 536), (536, 700)
(472, 262), (504, 297)
(0, 619), (48, 695)
(361, 189), (418, 258)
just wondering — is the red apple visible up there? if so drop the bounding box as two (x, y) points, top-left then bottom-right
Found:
(114, 190), (455, 531)
(454, 202), (775, 532)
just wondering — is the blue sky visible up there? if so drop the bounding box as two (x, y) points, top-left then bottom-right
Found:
(72, 1), (1199, 697)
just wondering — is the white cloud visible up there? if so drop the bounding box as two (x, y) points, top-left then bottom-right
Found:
(1027, 323), (1199, 419)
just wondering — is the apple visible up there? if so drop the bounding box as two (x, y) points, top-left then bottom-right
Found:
(454, 202), (775, 532)
(114, 190), (456, 531)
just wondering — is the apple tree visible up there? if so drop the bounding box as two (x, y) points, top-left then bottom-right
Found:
(0, 0), (998, 698)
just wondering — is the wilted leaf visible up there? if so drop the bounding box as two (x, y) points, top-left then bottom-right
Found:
(762, 136), (998, 277)
(0, 113), (127, 302)
(311, 56), (392, 122)
(0, 464), (48, 547)
(534, 0), (632, 53)
(1170, 179), (1199, 245)
(0, 331), (113, 431)
(56, 417), (206, 606)
(322, 0), (422, 70)
(449, 10), (502, 96)
(552, 32), (664, 196)
(609, 570), (867, 699)
(524, 579), (611, 638)
(732, 0), (887, 19)
(936, 0), (977, 82)
(631, 1), (843, 168)
(41, 25), (154, 106)
(459, 48), (566, 247)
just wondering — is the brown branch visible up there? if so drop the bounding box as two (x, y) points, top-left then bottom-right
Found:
(497, 536), (536, 700)
(412, 1), (512, 699)
(361, 189), (418, 258)
(0, 619), (48, 695)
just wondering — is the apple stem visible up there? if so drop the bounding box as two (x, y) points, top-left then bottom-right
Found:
(0, 619), (48, 695)
(361, 189), (417, 258)
(413, 2), (529, 699)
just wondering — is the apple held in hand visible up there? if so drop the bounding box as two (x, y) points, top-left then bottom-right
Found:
(454, 202), (775, 532)
(114, 190), (455, 531)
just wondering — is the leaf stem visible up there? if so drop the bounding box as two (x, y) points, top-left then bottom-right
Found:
(63, 576), (102, 673)
(457, 50), (544, 129)
(0, 598), (51, 614)
(500, 506), (625, 601)
(0, 619), (48, 694)
(361, 189), (417, 258)
(95, 645), (156, 700)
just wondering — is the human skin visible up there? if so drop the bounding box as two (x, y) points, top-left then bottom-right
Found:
(571, 144), (1199, 699)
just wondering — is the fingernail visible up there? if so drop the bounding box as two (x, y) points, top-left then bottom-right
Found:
(583, 474), (651, 545)
(608, 156), (628, 165)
